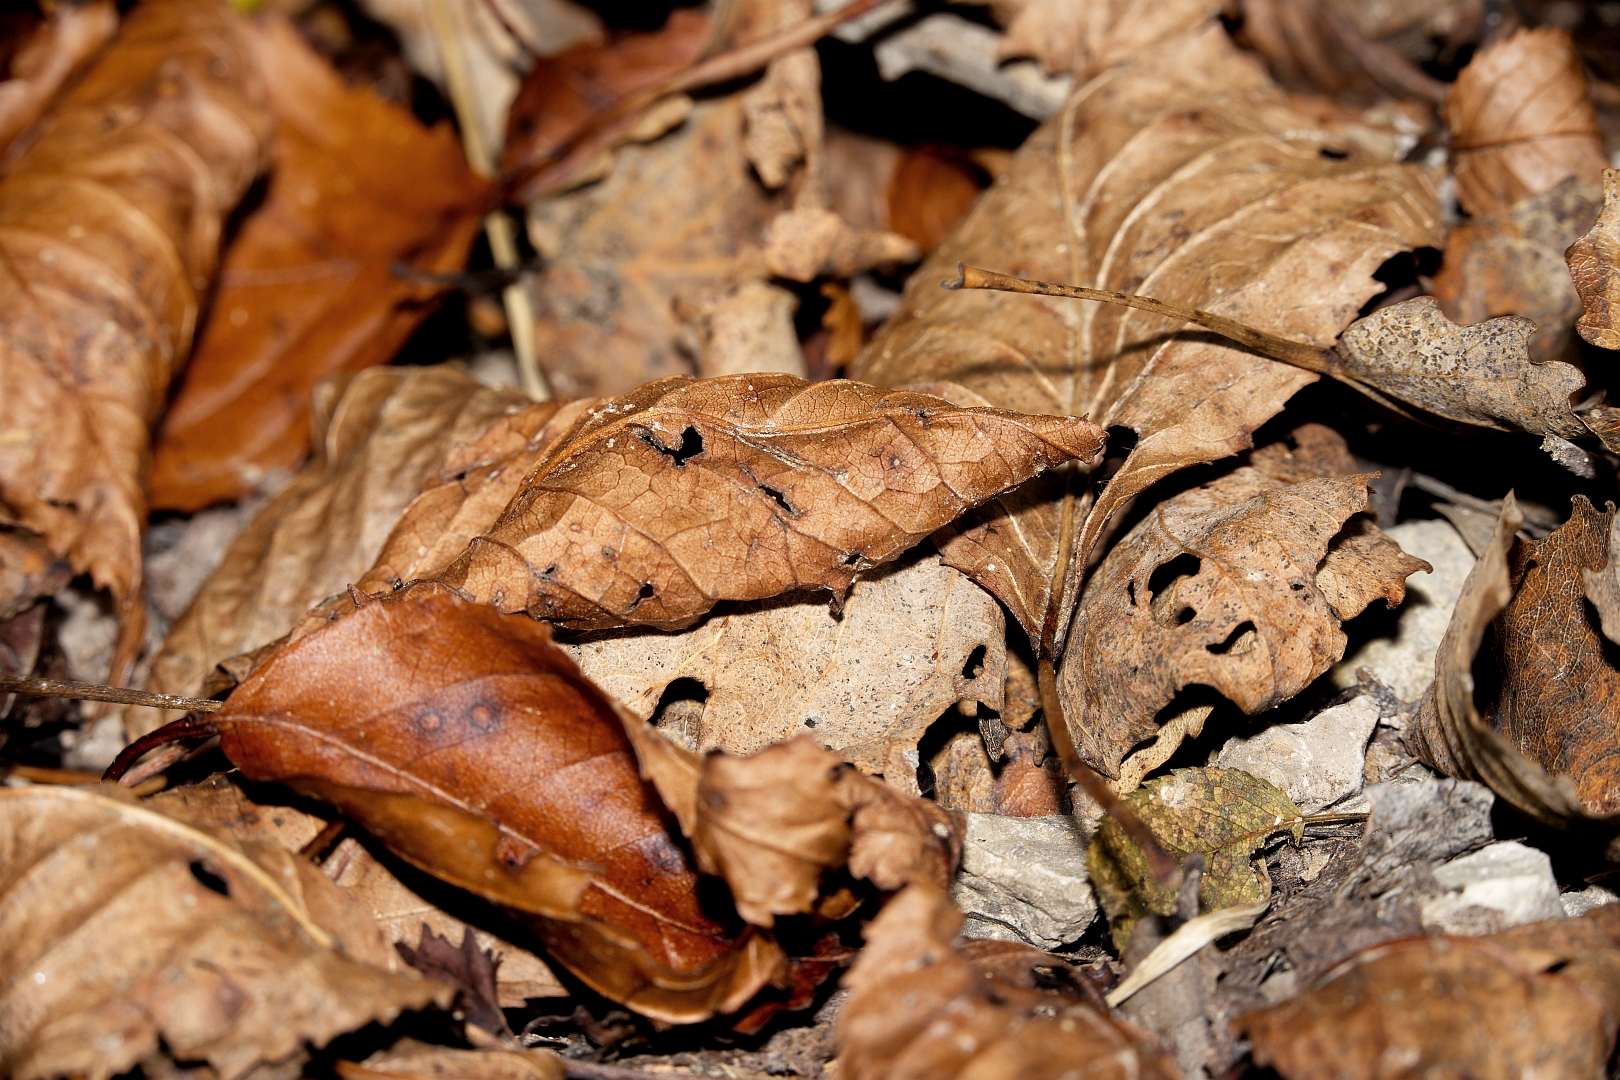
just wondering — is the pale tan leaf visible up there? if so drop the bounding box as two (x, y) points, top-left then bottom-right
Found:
(344, 1040), (564, 1080)
(1568, 168), (1620, 351)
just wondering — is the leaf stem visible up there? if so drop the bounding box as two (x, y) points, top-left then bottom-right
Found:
(0, 674), (221, 713)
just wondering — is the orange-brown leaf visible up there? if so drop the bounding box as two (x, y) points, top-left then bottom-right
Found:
(147, 17), (489, 511)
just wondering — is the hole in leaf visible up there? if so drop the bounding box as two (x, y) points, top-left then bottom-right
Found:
(629, 582), (655, 609)
(640, 425), (704, 467)
(651, 678), (708, 751)
(1318, 146), (1350, 160)
(1207, 621), (1259, 656)
(1147, 553), (1202, 626)
(962, 644), (988, 680)
(759, 482), (795, 514)
(190, 861), (230, 897)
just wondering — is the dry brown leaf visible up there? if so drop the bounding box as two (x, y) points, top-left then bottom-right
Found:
(836, 882), (1178, 1080)
(1241, 906), (1620, 1080)
(0, 0), (273, 679)
(186, 581), (786, 1025)
(132, 366), (532, 738)
(678, 279), (807, 379)
(1446, 26), (1608, 219)
(1233, 0), (1461, 102)
(853, 24), (1440, 649)
(0, 0), (117, 156)
(438, 373), (1104, 632)
(146, 17), (490, 512)
(884, 145), (992, 256)
(983, 0), (1223, 80)
(343, 1040), (563, 1080)
(0, 528), (69, 621)
(624, 729), (957, 927)
(0, 786), (448, 1080)
(1430, 177), (1601, 364)
(1059, 465), (1424, 780)
(1584, 512), (1620, 647)
(569, 549), (1006, 784)
(1411, 495), (1620, 842)
(1568, 168), (1620, 351)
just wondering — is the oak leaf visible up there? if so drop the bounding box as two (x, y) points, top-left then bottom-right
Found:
(0, 786), (447, 1080)
(1058, 463), (1424, 780)
(1241, 906), (1620, 1080)
(147, 16), (491, 511)
(852, 24), (1440, 649)
(192, 581), (786, 1025)
(1089, 767), (1301, 951)
(436, 373), (1104, 632)
(1444, 26), (1607, 219)
(132, 367), (534, 738)
(835, 882), (1178, 1080)
(1567, 168), (1620, 351)
(0, 0), (274, 678)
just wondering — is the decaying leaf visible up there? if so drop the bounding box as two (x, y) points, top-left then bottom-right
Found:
(185, 581), (784, 1025)
(438, 373), (1104, 632)
(1059, 461), (1423, 780)
(835, 882), (1178, 1080)
(147, 17), (491, 511)
(1567, 168), (1620, 351)
(133, 366), (532, 738)
(0, 0), (273, 678)
(1411, 495), (1620, 841)
(624, 730), (957, 927)
(853, 24), (1440, 648)
(1241, 906), (1620, 1080)
(343, 1040), (564, 1080)
(569, 550), (1006, 783)
(0, 0), (117, 155)
(0, 786), (448, 1080)
(1089, 767), (1301, 951)
(1444, 26), (1607, 219)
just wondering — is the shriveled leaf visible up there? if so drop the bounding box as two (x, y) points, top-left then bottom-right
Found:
(0, 0), (273, 676)
(624, 729), (958, 927)
(570, 550), (1006, 782)
(983, 0), (1223, 79)
(1058, 463), (1422, 779)
(397, 927), (508, 1038)
(0, 0), (117, 155)
(1567, 168), (1620, 351)
(852, 25), (1439, 648)
(203, 581), (784, 1025)
(836, 882), (1178, 1080)
(344, 1040), (564, 1080)
(1444, 26), (1607, 219)
(147, 17), (490, 511)
(1241, 907), (1620, 1080)
(132, 367), (533, 738)
(0, 786), (447, 1080)
(1089, 767), (1300, 951)
(1411, 496), (1620, 841)
(437, 373), (1104, 632)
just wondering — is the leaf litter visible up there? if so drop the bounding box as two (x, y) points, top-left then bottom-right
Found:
(10, 0), (1620, 1077)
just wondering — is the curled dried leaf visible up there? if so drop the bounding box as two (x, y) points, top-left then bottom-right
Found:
(0, 0), (117, 155)
(437, 373), (1104, 631)
(1567, 168), (1620, 351)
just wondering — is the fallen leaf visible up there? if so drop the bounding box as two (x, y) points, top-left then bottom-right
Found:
(1410, 496), (1620, 842)
(132, 366), (533, 738)
(1058, 465), (1421, 780)
(982, 0), (1223, 80)
(852, 24), (1440, 649)
(0, 528), (70, 621)
(1567, 167), (1620, 350)
(1444, 26), (1607, 219)
(146, 17), (492, 511)
(397, 927), (509, 1038)
(1240, 906), (1620, 1080)
(342, 1040), (563, 1080)
(0, 0), (274, 678)
(568, 549), (1006, 783)
(0, 0), (117, 156)
(0, 786), (447, 1080)
(835, 882), (1178, 1080)
(1232, 0), (1458, 102)
(1089, 767), (1301, 951)
(196, 581), (785, 1025)
(437, 373), (1104, 631)
(883, 145), (992, 256)
(1583, 511), (1620, 646)
(1429, 176), (1601, 364)
(678, 279), (807, 379)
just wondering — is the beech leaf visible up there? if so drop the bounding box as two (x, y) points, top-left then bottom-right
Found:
(436, 373), (1104, 631)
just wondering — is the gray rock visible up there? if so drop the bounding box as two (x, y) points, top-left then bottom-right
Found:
(1215, 696), (1380, 813)
(1421, 841), (1563, 933)
(1562, 884), (1620, 918)
(1332, 518), (1475, 701)
(951, 812), (1097, 949)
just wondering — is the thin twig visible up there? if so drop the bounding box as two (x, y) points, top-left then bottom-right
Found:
(502, 0), (898, 204)
(0, 674), (221, 713)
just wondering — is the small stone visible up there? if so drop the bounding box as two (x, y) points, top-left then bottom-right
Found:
(1214, 696), (1379, 813)
(1561, 884), (1620, 918)
(1420, 841), (1563, 934)
(951, 812), (1097, 949)
(1333, 518), (1475, 701)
